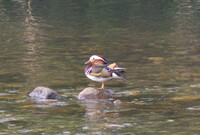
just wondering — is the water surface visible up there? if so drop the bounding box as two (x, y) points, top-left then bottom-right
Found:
(1, 0), (200, 134)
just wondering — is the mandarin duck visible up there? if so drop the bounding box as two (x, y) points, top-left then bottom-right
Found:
(85, 55), (128, 89)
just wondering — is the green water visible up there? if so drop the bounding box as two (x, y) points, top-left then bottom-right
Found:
(1, 0), (200, 134)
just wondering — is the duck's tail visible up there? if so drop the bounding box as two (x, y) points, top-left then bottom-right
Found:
(113, 71), (128, 81)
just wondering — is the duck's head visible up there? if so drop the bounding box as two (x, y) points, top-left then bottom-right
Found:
(85, 55), (108, 65)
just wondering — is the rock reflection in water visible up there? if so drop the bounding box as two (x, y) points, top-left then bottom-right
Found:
(81, 99), (122, 133)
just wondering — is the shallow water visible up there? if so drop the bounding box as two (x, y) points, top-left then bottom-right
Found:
(1, 0), (200, 134)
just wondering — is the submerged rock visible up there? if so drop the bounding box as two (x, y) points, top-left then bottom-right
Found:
(29, 86), (59, 99)
(78, 87), (114, 100)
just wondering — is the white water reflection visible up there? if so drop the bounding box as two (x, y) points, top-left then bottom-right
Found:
(15, 0), (48, 88)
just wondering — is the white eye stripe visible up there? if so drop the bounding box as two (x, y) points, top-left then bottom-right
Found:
(90, 55), (107, 63)
(90, 55), (100, 59)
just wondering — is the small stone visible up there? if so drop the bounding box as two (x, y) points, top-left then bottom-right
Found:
(29, 86), (59, 99)
(113, 100), (121, 105)
(78, 87), (114, 100)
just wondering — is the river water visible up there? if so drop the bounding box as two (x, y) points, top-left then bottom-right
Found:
(1, 0), (200, 134)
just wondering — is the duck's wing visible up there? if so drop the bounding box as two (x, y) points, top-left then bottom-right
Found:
(90, 65), (111, 78)
(90, 64), (128, 79)
(91, 65), (107, 73)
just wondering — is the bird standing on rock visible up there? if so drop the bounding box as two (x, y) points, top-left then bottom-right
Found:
(85, 55), (128, 89)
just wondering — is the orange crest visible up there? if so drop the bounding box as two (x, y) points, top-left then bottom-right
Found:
(108, 63), (118, 70)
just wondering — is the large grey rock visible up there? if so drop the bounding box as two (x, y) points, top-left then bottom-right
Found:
(78, 87), (114, 100)
(29, 87), (59, 99)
